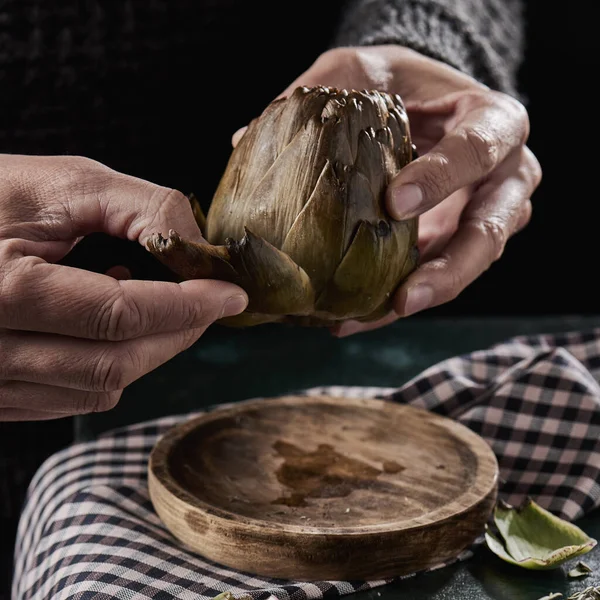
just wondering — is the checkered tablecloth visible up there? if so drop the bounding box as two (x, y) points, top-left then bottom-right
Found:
(12, 329), (600, 600)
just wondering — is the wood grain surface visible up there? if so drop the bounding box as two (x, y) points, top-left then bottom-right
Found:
(148, 395), (498, 581)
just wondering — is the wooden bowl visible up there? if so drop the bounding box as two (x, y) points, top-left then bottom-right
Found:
(148, 395), (498, 581)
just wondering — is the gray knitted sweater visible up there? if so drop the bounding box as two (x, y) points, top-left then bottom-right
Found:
(335, 0), (524, 97)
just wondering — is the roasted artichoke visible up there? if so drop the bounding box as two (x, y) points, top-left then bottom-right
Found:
(147, 86), (419, 327)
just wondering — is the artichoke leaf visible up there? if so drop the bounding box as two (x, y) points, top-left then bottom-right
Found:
(280, 159), (346, 295)
(147, 228), (314, 316)
(221, 97), (288, 196)
(315, 217), (418, 319)
(485, 498), (597, 570)
(187, 193), (206, 233)
(208, 116), (330, 248)
(226, 228), (315, 315)
(355, 247), (420, 323)
(277, 86), (333, 152)
(342, 162), (383, 249)
(146, 229), (237, 281)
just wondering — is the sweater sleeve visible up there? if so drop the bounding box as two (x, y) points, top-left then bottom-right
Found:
(331, 0), (525, 99)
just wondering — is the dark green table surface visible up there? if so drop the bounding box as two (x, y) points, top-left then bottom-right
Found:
(351, 507), (600, 600)
(77, 314), (600, 439)
(75, 314), (600, 600)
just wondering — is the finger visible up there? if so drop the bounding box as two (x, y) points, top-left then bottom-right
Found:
(0, 381), (122, 415)
(0, 155), (205, 247)
(415, 188), (471, 260)
(393, 147), (541, 316)
(515, 198), (533, 234)
(331, 311), (399, 338)
(232, 127), (248, 148)
(387, 91), (530, 220)
(0, 407), (69, 422)
(0, 326), (205, 392)
(0, 258), (248, 340)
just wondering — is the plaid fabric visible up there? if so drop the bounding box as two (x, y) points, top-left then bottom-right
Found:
(12, 328), (600, 600)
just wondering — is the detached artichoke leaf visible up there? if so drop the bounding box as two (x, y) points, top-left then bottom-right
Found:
(485, 499), (597, 570)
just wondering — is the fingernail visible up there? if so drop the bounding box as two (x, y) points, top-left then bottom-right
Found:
(333, 321), (363, 338)
(221, 294), (248, 318)
(403, 284), (433, 316)
(232, 127), (247, 147)
(390, 184), (423, 219)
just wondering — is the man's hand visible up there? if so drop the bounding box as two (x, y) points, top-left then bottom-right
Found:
(0, 155), (247, 420)
(235, 46), (542, 336)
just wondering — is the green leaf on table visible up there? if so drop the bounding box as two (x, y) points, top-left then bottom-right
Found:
(569, 562), (593, 578)
(485, 498), (597, 569)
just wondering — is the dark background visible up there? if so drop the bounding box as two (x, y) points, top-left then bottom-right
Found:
(53, 1), (595, 319)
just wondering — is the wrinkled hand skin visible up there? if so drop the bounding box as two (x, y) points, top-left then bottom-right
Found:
(0, 155), (247, 421)
(234, 46), (542, 337)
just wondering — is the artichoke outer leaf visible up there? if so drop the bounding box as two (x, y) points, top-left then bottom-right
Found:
(485, 498), (597, 570)
(485, 527), (522, 566)
(280, 159), (346, 294)
(356, 244), (420, 323)
(146, 230), (237, 282)
(203, 97), (287, 245)
(315, 218), (418, 320)
(226, 227), (315, 315)
(146, 228), (315, 317)
(207, 113), (329, 249)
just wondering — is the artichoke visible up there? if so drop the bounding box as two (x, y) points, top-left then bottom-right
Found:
(147, 85), (419, 327)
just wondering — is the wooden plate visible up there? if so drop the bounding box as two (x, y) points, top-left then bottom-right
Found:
(148, 395), (498, 581)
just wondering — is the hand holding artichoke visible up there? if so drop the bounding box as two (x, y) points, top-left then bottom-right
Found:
(147, 86), (419, 327)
